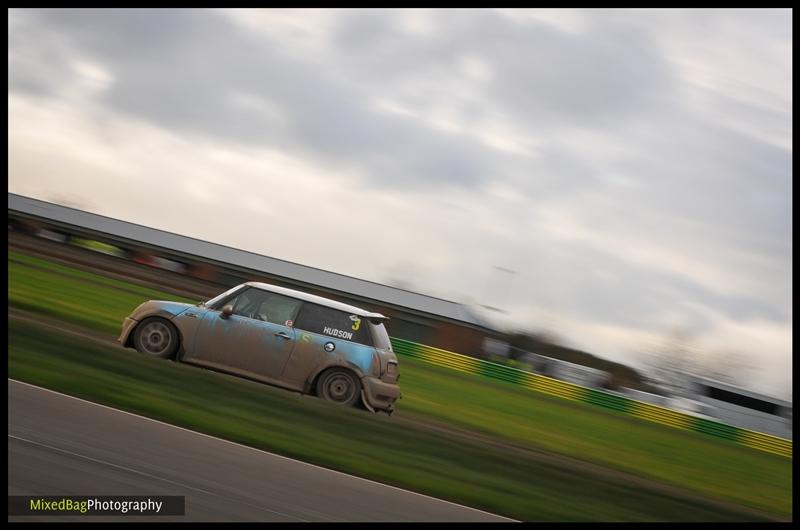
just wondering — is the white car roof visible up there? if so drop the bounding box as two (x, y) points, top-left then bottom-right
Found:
(245, 282), (388, 321)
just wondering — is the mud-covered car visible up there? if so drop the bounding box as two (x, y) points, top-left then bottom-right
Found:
(118, 282), (400, 414)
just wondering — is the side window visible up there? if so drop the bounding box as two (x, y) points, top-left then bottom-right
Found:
(294, 304), (373, 346)
(227, 288), (301, 326)
(230, 289), (265, 319)
(260, 293), (302, 326)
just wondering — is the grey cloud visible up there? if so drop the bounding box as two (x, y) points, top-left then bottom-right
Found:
(481, 15), (676, 129)
(10, 8), (505, 191)
(7, 9), (684, 198)
(332, 9), (677, 129)
(9, 11), (77, 96)
(480, 234), (789, 332)
(613, 112), (791, 247)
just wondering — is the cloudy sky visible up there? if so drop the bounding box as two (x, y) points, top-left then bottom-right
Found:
(8, 9), (792, 399)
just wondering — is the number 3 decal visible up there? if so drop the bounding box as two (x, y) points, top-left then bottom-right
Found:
(351, 317), (361, 331)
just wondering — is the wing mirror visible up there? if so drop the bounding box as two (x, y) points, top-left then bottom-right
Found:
(220, 305), (234, 319)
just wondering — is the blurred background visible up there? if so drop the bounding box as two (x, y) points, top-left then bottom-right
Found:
(9, 8), (790, 400)
(8, 8), (792, 522)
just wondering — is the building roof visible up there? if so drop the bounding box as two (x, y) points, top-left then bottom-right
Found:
(8, 193), (492, 330)
(683, 372), (792, 408)
(520, 352), (609, 377)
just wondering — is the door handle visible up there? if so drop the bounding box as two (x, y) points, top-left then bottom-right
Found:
(274, 332), (292, 340)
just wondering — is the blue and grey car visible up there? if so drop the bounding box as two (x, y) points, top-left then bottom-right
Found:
(118, 282), (400, 414)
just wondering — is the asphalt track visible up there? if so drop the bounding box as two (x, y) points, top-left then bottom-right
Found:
(8, 379), (513, 522)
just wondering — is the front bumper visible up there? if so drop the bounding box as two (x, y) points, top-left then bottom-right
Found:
(361, 376), (401, 413)
(118, 317), (138, 346)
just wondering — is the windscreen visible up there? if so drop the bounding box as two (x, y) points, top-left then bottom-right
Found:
(204, 284), (246, 310)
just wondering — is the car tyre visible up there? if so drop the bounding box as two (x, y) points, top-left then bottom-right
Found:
(133, 317), (180, 359)
(317, 368), (362, 407)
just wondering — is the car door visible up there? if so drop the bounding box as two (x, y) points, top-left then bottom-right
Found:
(227, 316), (297, 379)
(191, 287), (301, 380)
(281, 303), (376, 388)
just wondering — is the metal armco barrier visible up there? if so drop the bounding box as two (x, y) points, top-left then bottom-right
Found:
(390, 337), (792, 459)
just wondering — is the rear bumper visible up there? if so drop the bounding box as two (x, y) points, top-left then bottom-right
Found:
(361, 376), (400, 413)
(118, 317), (138, 346)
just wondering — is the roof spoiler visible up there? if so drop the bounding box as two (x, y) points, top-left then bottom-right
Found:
(365, 312), (390, 324)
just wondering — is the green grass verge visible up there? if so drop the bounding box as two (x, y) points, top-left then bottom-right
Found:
(9, 250), (196, 335)
(398, 359), (791, 516)
(9, 249), (194, 300)
(8, 320), (769, 522)
(7, 249), (792, 518)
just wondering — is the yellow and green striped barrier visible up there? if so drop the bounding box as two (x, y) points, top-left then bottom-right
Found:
(390, 337), (792, 459)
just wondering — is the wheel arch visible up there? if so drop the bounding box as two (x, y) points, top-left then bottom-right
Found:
(127, 314), (185, 352)
(306, 361), (366, 396)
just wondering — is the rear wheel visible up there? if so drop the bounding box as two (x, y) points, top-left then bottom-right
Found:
(317, 368), (362, 407)
(133, 317), (179, 359)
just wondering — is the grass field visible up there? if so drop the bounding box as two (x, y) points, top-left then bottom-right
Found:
(9, 319), (770, 522)
(9, 250), (197, 334)
(7, 249), (793, 519)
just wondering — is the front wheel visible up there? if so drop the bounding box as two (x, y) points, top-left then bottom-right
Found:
(133, 317), (180, 359)
(317, 368), (362, 407)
